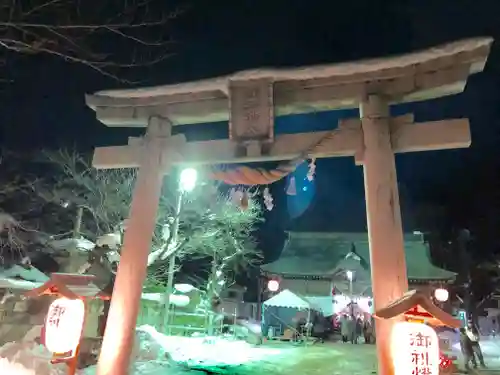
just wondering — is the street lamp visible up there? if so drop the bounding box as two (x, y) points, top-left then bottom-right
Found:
(179, 168), (198, 192)
(163, 167), (198, 332)
(346, 270), (354, 293)
(346, 270), (354, 316)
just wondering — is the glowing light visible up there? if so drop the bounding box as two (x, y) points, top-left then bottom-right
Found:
(267, 279), (280, 292)
(44, 298), (85, 355)
(179, 168), (198, 192)
(434, 288), (449, 302)
(346, 270), (353, 280)
(391, 322), (440, 375)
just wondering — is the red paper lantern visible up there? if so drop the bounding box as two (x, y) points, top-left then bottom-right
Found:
(434, 288), (449, 302)
(267, 279), (280, 292)
(391, 322), (440, 375)
(44, 298), (85, 355)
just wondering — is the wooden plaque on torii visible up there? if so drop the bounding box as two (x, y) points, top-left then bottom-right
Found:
(85, 37), (493, 375)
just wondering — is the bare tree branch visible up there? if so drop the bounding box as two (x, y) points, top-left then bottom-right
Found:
(0, 0), (186, 82)
(0, 149), (262, 297)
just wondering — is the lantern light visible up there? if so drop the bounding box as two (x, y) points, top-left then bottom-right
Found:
(44, 298), (85, 355)
(391, 322), (440, 375)
(434, 288), (449, 302)
(267, 279), (280, 292)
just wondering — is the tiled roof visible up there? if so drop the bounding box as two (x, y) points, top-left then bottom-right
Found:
(0, 265), (49, 283)
(261, 232), (455, 281)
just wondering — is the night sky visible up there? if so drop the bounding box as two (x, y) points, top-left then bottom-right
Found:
(2, 0), (500, 264)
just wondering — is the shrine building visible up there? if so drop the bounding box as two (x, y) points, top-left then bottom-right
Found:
(261, 231), (455, 315)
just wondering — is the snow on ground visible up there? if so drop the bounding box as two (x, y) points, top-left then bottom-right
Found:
(449, 335), (500, 368)
(137, 325), (282, 367)
(80, 325), (285, 375)
(235, 342), (379, 375)
(134, 325), (378, 375)
(0, 341), (67, 375)
(438, 330), (500, 365)
(80, 361), (199, 375)
(2, 324), (499, 375)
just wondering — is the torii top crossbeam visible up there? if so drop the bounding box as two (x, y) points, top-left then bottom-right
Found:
(87, 37), (491, 127)
(87, 37), (492, 170)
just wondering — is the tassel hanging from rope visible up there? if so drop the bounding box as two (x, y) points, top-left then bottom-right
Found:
(286, 176), (297, 196)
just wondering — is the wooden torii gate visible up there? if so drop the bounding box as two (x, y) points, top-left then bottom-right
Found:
(85, 37), (492, 375)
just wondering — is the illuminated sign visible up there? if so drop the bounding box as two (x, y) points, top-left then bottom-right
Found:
(44, 298), (85, 356)
(392, 322), (439, 375)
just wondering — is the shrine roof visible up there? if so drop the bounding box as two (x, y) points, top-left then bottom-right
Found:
(86, 37), (492, 127)
(0, 265), (49, 284)
(261, 232), (456, 281)
(23, 273), (110, 300)
(375, 290), (461, 328)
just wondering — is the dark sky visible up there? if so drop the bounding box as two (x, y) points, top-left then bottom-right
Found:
(1, 0), (500, 261)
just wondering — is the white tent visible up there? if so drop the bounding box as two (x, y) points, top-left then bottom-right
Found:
(263, 290), (322, 339)
(264, 289), (313, 310)
(305, 296), (333, 316)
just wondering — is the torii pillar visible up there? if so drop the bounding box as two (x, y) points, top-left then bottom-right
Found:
(359, 94), (408, 375)
(95, 117), (185, 375)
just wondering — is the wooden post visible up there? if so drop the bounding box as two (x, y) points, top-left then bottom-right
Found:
(162, 187), (183, 334)
(73, 206), (84, 239)
(359, 95), (408, 375)
(207, 258), (218, 336)
(96, 117), (171, 375)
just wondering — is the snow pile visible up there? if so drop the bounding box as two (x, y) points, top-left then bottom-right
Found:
(137, 325), (281, 368)
(81, 328), (201, 375)
(0, 341), (66, 375)
(135, 329), (165, 361)
(0, 358), (37, 375)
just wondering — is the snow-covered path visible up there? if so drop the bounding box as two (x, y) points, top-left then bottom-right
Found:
(76, 334), (500, 375)
(2, 324), (500, 375)
(237, 342), (378, 375)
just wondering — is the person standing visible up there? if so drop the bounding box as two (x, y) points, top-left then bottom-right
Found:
(340, 314), (349, 343)
(459, 327), (475, 372)
(348, 315), (357, 344)
(363, 318), (373, 344)
(370, 316), (376, 344)
(355, 316), (363, 343)
(313, 315), (327, 343)
(466, 321), (486, 368)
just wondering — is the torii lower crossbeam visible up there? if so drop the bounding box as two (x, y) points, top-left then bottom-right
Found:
(92, 116), (470, 168)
